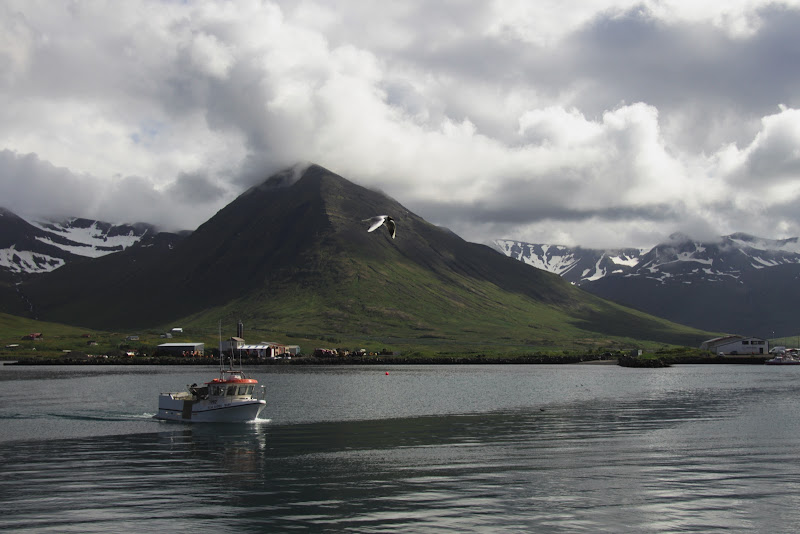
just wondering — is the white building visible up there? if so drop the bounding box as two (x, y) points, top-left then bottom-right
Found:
(219, 338), (288, 358)
(242, 341), (287, 359)
(700, 335), (767, 355)
(220, 337), (245, 353)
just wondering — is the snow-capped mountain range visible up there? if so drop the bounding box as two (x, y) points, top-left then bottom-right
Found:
(497, 232), (800, 338)
(5, 192), (799, 338)
(494, 241), (646, 285)
(495, 232), (800, 286)
(0, 207), (184, 276)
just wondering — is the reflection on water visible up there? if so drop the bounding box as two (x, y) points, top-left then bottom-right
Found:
(3, 372), (800, 532)
(3, 364), (800, 532)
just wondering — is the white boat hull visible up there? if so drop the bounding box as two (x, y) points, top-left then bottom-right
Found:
(155, 394), (266, 422)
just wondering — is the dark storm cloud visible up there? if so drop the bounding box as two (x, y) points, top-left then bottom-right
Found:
(565, 6), (800, 138)
(0, 150), (92, 220)
(410, 196), (680, 226)
(0, 149), (209, 231)
(167, 171), (226, 203)
(373, 4), (800, 148)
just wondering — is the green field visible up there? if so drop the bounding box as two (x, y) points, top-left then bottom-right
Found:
(1, 301), (712, 363)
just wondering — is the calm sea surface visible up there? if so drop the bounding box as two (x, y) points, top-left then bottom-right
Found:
(1, 363), (800, 532)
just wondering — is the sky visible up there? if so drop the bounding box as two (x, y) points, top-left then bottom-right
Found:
(2, 0), (800, 249)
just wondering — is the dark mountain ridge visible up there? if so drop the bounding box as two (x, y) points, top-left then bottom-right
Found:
(4, 165), (710, 348)
(0, 207), (186, 276)
(498, 233), (800, 338)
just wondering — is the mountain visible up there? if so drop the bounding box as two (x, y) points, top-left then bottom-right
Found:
(2, 165), (710, 350)
(0, 207), (85, 276)
(496, 233), (800, 338)
(0, 207), (187, 276)
(494, 240), (646, 285)
(29, 217), (159, 258)
(0, 207), (188, 317)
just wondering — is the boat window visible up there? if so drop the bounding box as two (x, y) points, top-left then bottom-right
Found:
(246, 385), (254, 395)
(210, 385), (223, 396)
(237, 386), (248, 395)
(226, 385), (237, 396)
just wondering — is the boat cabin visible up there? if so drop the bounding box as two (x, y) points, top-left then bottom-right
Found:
(206, 381), (257, 398)
(189, 371), (259, 400)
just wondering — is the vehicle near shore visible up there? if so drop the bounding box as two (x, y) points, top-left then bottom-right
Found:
(765, 354), (800, 365)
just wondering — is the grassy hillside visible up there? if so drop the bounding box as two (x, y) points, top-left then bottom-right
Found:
(4, 165), (716, 354)
(173, 252), (714, 355)
(0, 312), (105, 359)
(0, 312), (98, 338)
(0, 313), (224, 360)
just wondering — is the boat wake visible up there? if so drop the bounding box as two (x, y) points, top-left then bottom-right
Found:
(55, 412), (156, 423)
(251, 417), (272, 424)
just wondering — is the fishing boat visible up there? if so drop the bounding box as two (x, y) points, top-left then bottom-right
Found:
(155, 323), (267, 422)
(155, 366), (266, 422)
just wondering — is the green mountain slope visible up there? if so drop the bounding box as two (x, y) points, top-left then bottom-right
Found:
(7, 165), (712, 351)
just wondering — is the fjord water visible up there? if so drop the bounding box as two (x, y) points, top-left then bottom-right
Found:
(2, 364), (800, 532)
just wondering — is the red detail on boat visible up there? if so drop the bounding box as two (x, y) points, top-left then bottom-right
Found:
(205, 378), (258, 385)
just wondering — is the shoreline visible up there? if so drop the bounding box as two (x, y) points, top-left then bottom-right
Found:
(1, 355), (771, 366)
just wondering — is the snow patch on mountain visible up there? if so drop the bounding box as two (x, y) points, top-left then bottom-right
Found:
(671, 252), (713, 265)
(28, 218), (146, 258)
(609, 254), (639, 267)
(495, 239), (648, 285)
(0, 246), (65, 273)
(496, 241), (582, 276)
(583, 259), (607, 282)
(32, 236), (108, 258)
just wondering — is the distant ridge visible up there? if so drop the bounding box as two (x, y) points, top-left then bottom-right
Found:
(0, 207), (186, 276)
(497, 233), (800, 337)
(495, 240), (645, 285)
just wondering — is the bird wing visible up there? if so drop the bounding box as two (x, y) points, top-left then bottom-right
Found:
(386, 218), (396, 239)
(364, 215), (387, 232)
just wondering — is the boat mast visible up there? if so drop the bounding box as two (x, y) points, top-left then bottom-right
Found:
(237, 319), (244, 371)
(218, 320), (223, 371)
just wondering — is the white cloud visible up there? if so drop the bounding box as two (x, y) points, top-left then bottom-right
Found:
(189, 32), (236, 80)
(738, 107), (800, 184)
(1, 0), (800, 248)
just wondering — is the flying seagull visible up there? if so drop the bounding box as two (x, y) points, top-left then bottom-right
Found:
(363, 215), (396, 239)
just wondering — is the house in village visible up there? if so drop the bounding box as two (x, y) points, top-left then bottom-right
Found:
(701, 335), (768, 355)
(239, 341), (290, 359)
(156, 342), (205, 357)
(220, 337), (245, 353)
(220, 336), (297, 359)
(21, 332), (43, 340)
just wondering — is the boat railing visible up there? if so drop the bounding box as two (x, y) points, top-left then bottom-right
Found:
(161, 391), (192, 400)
